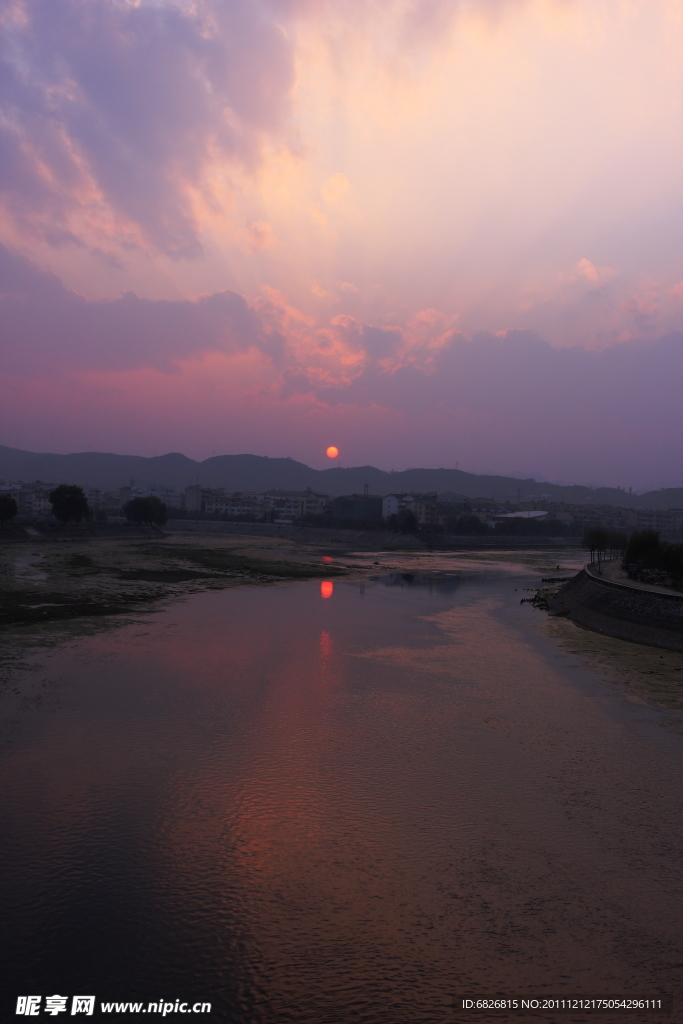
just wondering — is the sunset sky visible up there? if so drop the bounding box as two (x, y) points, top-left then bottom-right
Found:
(1, 0), (682, 489)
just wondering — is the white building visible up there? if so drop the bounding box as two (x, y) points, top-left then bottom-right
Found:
(382, 493), (418, 518)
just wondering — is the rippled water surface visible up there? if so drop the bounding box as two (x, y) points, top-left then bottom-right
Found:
(2, 558), (683, 1022)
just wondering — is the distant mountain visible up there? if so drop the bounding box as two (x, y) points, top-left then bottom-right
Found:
(0, 445), (681, 510)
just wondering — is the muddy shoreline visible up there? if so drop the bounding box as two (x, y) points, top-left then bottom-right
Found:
(0, 531), (579, 632)
(0, 532), (366, 629)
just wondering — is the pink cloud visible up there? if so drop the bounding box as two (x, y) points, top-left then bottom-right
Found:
(2, 3), (683, 490)
(1, 243), (682, 489)
(0, 0), (296, 256)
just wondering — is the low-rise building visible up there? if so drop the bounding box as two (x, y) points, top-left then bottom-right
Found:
(434, 501), (467, 526)
(328, 493), (383, 523)
(87, 488), (102, 511)
(382, 493), (417, 518)
(1, 481), (57, 516)
(517, 500), (630, 532)
(182, 486), (329, 518)
(0, 484), (22, 504)
(403, 494), (439, 525)
(488, 510), (548, 524)
(24, 487), (53, 516)
(150, 485), (181, 508)
(626, 508), (683, 537)
(264, 489), (329, 520)
(383, 492), (442, 525)
(119, 485), (147, 506)
(204, 491), (265, 517)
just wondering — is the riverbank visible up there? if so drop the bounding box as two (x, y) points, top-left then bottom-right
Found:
(548, 560), (683, 653)
(166, 519), (580, 550)
(1, 528), (584, 634)
(3, 539), (682, 719)
(0, 533), (356, 629)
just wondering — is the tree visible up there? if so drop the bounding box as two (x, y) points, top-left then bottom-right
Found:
(448, 514), (489, 536)
(624, 531), (683, 581)
(493, 517), (576, 537)
(0, 494), (18, 526)
(49, 484), (90, 524)
(624, 530), (660, 566)
(583, 526), (604, 559)
(605, 530), (627, 559)
(384, 508), (418, 533)
(123, 496), (167, 525)
(397, 508), (418, 534)
(581, 526), (626, 568)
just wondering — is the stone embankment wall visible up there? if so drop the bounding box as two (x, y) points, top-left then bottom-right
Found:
(548, 567), (683, 652)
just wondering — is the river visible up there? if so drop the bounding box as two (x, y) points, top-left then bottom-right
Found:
(1, 554), (682, 1022)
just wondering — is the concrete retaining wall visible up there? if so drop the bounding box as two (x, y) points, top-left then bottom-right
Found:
(548, 567), (683, 652)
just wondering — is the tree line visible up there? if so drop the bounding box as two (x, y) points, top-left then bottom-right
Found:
(0, 486), (167, 527)
(623, 530), (683, 581)
(581, 526), (627, 564)
(581, 526), (683, 582)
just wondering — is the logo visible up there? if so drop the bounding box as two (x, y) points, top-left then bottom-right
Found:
(16, 996), (95, 1016)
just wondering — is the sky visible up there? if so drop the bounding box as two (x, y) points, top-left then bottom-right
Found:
(1, 0), (682, 490)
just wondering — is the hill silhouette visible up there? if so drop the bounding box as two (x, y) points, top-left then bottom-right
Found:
(0, 445), (680, 510)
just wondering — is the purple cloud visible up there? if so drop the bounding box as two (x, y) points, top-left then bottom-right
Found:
(0, 0), (296, 256)
(2, 242), (682, 488)
(0, 244), (270, 371)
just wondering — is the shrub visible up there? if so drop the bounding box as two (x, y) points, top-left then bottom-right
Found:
(495, 517), (576, 536)
(123, 496), (167, 525)
(624, 531), (683, 580)
(624, 530), (660, 565)
(448, 514), (490, 535)
(0, 494), (18, 525)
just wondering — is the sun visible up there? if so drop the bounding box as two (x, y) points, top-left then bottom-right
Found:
(326, 446), (339, 459)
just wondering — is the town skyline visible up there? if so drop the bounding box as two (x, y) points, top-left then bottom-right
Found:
(2, 443), (682, 511)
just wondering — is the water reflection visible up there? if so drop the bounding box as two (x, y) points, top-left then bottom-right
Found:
(320, 580), (334, 598)
(378, 571), (461, 594)
(1, 570), (683, 1023)
(319, 629), (332, 657)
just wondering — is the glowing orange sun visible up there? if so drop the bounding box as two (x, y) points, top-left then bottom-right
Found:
(326, 446), (339, 458)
